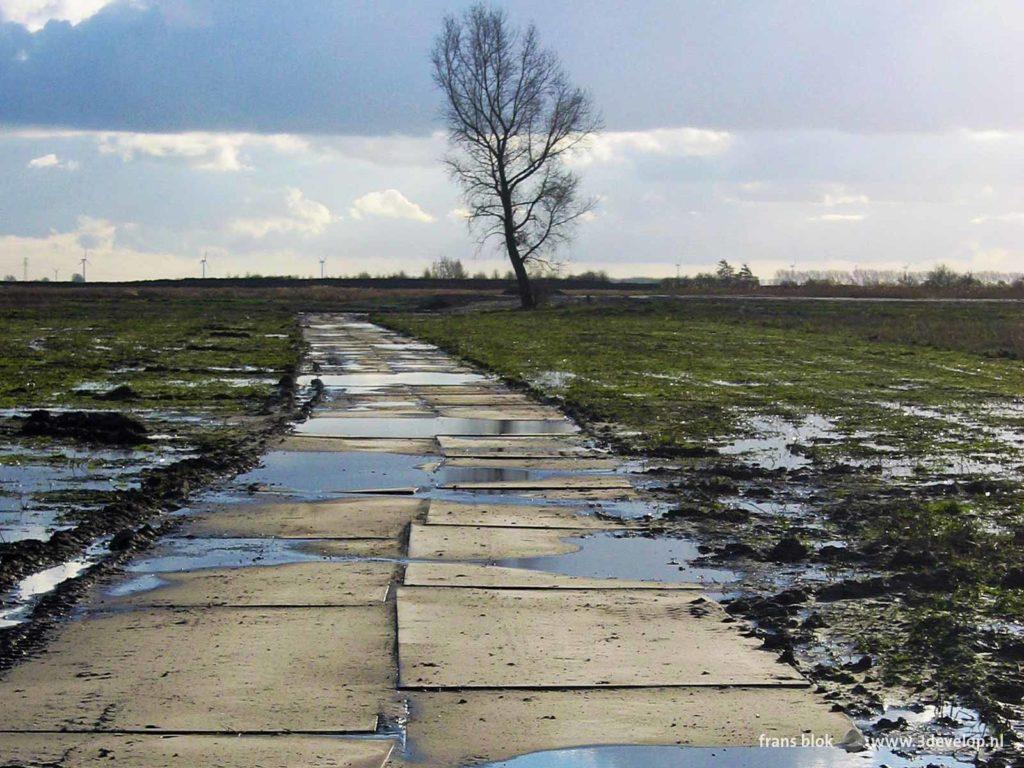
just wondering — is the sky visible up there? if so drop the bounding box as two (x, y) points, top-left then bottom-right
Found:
(1, 0), (1023, 282)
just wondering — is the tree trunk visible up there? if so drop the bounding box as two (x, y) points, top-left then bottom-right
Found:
(507, 242), (535, 309)
(500, 191), (535, 309)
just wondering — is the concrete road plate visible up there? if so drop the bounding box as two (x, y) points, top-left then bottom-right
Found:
(436, 406), (566, 420)
(404, 562), (701, 590)
(397, 587), (806, 688)
(440, 475), (633, 491)
(0, 734), (395, 768)
(0, 606), (394, 732)
(407, 523), (583, 560)
(426, 500), (620, 529)
(399, 688), (854, 767)
(98, 562), (396, 608)
(277, 436), (438, 455)
(189, 497), (427, 539)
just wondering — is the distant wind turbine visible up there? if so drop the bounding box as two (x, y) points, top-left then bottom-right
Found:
(319, 257), (326, 279)
(80, 250), (89, 282)
(201, 251), (208, 279)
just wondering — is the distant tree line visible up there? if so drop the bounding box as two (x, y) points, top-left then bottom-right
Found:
(661, 260), (760, 289)
(773, 265), (1024, 288)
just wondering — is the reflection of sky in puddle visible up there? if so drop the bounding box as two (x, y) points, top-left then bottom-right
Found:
(426, 489), (666, 521)
(471, 745), (969, 768)
(125, 536), (334, 574)
(495, 531), (735, 584)
(229, 450), (436, 496)
(0, 456), (152, 541)
(719, 414), (836, 470)
(0, 512), (69, 542)
(0, 544), (105, 627)
(295, 417), (576, 438)
(436, 466), (572, 484)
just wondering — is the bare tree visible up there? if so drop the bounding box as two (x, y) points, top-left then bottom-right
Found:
(432, 5), (601, 308)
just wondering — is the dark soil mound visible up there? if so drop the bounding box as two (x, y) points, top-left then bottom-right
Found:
(20, 409), (148, 445)
(94, 384), (140, 401)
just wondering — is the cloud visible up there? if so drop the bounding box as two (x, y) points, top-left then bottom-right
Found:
(572, 128), (733, 166)
(970, 212), (1024, 225)
(0, 214), (175, 281)
(96, 131), (309, 171)
(964, 130), (1015, 143)
(349, 189), (434, 223)
(808, 213), (865, 222)
(27, 152), (78, 170)
(1, 0), (112, 32)
(315, 132), (445, 168)
(229, 188), (333, 239)
(822, 191), (870, 207)
(27, 153), (58, 167)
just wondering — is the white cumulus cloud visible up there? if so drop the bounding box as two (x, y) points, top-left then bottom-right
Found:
(1, 0), (113, 32)
(349, 189), (434, 223)
(27, 153), (78, 170)
(230, 188), (333, 239)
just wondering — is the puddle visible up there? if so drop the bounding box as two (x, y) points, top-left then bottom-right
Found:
(0, 443), (199, 542)
(469, 745), (971, 768)
(0, 542), (107, 627)
(529, 370), (577, 389)
(435, 466), (572, 484)
(426, 490), (668, 521)
(0, 512), (70, 542)
(124, 536), (336, 575)
(719, 414), (837, 470)
(226, 451), (436, 497)
(295, 417), (576, 438)
(298, 372), (489, 389)
(495, 531), (735, 584)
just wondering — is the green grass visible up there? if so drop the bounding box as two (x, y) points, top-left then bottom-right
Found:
(380, 300), (1024, 461)
(0, 296), (299, 414)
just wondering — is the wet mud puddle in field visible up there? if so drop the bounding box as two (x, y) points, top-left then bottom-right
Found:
(0, 443), (194, 543)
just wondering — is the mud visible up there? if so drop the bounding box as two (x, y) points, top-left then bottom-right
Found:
(18, 408), (148, 445)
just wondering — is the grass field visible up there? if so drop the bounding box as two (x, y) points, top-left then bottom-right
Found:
(382, 299), (1024, 457)
(0, 296), (297, 415)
